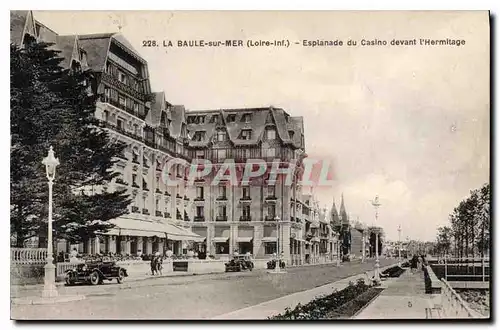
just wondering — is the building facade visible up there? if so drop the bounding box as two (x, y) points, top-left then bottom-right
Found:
(11, 11), (337, 264)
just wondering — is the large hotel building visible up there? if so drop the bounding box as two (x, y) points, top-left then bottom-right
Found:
(11, 11), (338, 265)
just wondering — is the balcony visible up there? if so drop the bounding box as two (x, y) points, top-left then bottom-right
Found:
(155, 210), (163, 217)
(239, 216), (252, 222)
(215, 196), (228, 203)
(142, 185), (149, 191)
(131, 206), (140, 213)
(143, 160), (150, 168)
(176, 213), (182, 220)
(164, 212), (171, 218)
(142, 208), (150, 215)
(184, 216), (190, 222)
(265, 216), (278, 222)
(216, 216), (228, 222)
(194, 216), (205, 222)
(155, 188), (161, 194)
(239, 196), (252, 203)
(176, 194), (182, 199)
(132, 157), (140, 165)
(265, 196), (278, 203)
(145, 139), (156, 149)
(132, 182), (140, 188)
(100, 74), (148, 105)
(164, 191), (171, 196)
(194, 197), (204, 202)
(184, 196), (189, 201)
(115, 178), (127, 185)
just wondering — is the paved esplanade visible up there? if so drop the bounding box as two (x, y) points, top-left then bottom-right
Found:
(11, 259), (394, 320)
(355, 268), (437, 319)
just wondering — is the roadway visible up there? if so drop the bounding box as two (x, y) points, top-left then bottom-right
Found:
(11, 258), (396, 320)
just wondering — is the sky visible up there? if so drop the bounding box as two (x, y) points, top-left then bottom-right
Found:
(33, 10), (490, 241)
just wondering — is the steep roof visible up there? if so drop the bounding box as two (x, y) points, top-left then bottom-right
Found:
(170, 105), (186, 139)
(185, 107), (304, 149)
(10, 10), (36, 46)
(339, 194), (349, 225)
(51, 35), (79, 69)
(330, 198), (341, 227)
(77, 34), (111, 72)
(146, 91), (165, 126)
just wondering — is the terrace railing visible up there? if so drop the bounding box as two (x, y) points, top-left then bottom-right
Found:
(11, 248), (48, 264)
(442, 257), (490, 282)
(439, 279), (485, 319)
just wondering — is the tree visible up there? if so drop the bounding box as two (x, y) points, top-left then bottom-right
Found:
(436, 226), (451, 257)
(10, 39), (131, 247)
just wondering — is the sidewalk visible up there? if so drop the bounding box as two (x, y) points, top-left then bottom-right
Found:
(212, 263), (397, 320)
(354, 269), (438, 319)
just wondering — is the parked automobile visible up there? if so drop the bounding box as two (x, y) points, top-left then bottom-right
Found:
(64, 257), (128, 286)
(225, 255), (254, 272)
(267, 259), (286, 270)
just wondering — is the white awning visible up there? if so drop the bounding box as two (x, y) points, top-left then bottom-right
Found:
(99, 218), (204, 242)
(212, 237), (229, 243)
(236, 237), (253, 243)
(261, 237), (277, 242)
(101, 218), (167, 238)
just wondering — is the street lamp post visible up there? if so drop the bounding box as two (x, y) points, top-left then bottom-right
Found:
(275, 216), (281, 273)
(370, 195), (381, 283)
(398, 224), (402, 267)
(42, 146), (59, 298)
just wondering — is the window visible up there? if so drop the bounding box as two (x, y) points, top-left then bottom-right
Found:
(267, 205), (276, 218)
(268, 186), (275, 197)
(219, 186), (227, 199)
(227, 114), (236, 122)
(218, 205), (227, 217)
(241, 113), (252, 123)
(118, 70), (127, 84)
(210, 115), (219, 123)
(196, 187), (204, 199)
(192, 131), (205, 142)
(215, 242), (229, 254)
(264, 148), (276, 158)
(242, 186), (250, 198)
(133, 102), (139, 113)
(267, 129), (276, 140)
(239, 129), (252, 140)
(156, 176), (160, 188)
(187, 116), (196, 124)
(133, 124), (139, 136)
(242, 205), (251, 218)
(118, 94), (126, 108)
(106, 62), (111, 73)
(117, 118), (123, 130)
(217, 130), (227, 141)
(198, 116), (205, 124)
(265, 242), (277, 255)
(132, 174), (137, 185)
(289, 130), (295, 139)
(104, 87), (111, 98)
(103, 110), (109, 122)
(196, 206), (204, 217)
(155, 199), (159, 210)
(196, 150), (205, 159)
(217, 149), (227, 160)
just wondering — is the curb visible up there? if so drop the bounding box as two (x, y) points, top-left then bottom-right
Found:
(11, 294), (86, 306)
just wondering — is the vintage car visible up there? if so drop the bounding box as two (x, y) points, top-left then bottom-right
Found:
(64, 257), (128, 286)
(225, 255), (254, 272)
(267, 259), (286, 270)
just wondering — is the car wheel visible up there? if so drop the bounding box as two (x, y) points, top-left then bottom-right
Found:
(117, 269), (125, 284)
(89, 271), (100, 285)
(65, 273), (74, 286)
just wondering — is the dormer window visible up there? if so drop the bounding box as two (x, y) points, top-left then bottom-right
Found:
(216, 130), (227, 142)
(288, 130), (295, 139)
(241, 113), (252, 123)
(227, 114), (236, 123)
(239, 129), (252, 140)
(266, 129), (276, 140)
(187, 116), (196, 124)
(198, 116), (205, 124)
(192, 131), (206, 142)
(210, 115), (219, 123)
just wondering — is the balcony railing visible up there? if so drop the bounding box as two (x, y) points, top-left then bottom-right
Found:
(115, 178), (127, 185)
(164, 191), (171, 196)
(184, 216), (190, 222)
(132, 157), (140, 165)
(265, 216), (277, 221)
(100, 74), (148, 105)
(142, 185), (149, 191)
(194, 216), (205, 222)
(216, 216), (228, 222)
(265, 196), (278, 202)
(155, 211), (163, 217)
(143, 160), (150, 168)
(176, 213), (182, 220)
(155, 188), (161, 194)
(240, 196), (252, 202)
(216, 196), (228, 201)
(131, 206), (140, 213)
(239, 216), (252, 222)
(184, 196), (189, 201)
(176, 194), (182, 199)
(164, 212), (171, 218)
(194, 197), (205, 202)
(132, 182), (140, 188)
(142, 208), (150, 215)
(145, 140), (156, 149)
